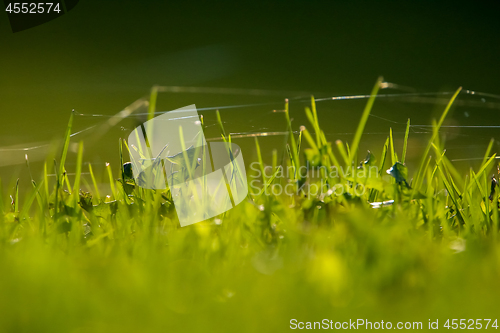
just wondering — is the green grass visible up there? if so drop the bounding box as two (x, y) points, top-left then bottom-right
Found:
(2, 82), (500, 332)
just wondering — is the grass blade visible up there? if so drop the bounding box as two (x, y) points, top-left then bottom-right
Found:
(147, 85), (159, 121)
(72, 141), (84, 206)
(349, 76), (383, 165)
(401, 118), (410, 164)
(88, 163), (101, 201)
(413, 87), (462, 191)
(58, 111), (74, 186)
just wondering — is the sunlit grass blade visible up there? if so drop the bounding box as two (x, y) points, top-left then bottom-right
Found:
(349, 76), (383, 165)
(106, 163), (117, 199)
(88, 163), (101, 201)
(413, 87), (462, 191)
(147, 85), (158, 121)
(58, 111), (74, 186)
(63, 168), (72, 194)
(72, 141), (84, 206)
(402, 119), (410, 164)
(389, 128), (396, 165)
(216, 110), (227, 139)
(378, 137), (389, 176)
(119, 138), (125, 186)
(482, 138), (495, 167)
(284, 99), (300, 173)
(302, 127), (319, 153)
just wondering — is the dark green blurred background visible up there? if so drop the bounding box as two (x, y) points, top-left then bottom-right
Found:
(1, 0), (500, 187)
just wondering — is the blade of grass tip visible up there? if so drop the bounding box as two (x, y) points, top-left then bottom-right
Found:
(123, 138), (132, 158)
(311, 96), (321, 147)
(305, 106), (320, 149)
(147, 85), (158, 121)
(297, 127), (303, 156)
(119, 138), (125, 186)
(284, 99), (300, 178)
(285, 98), (300, 169)
(413, 87), (462, 192)
(466, 154), (498, 195)
(389, 127), (396, 165)
(25, 154), (34, 182)
(88, 163), (101, 201)
(133, 128), (146, 159)
(302, 127), (319, 153)
(106, 163), (117, 199)
(59, 111), (74, 186)
(402, 119), (410, 164)
(349, 76), (383, 165)
(482, 138), (495, 167)
(216, 110), (227, 139)
(72, 141), (84, 206)
(123, 138), (140, 176)
(474, 154), (496, 183)
(378, 137), (389, 176)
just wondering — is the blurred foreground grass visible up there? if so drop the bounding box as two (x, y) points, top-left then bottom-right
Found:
(2, 80), (500, 332)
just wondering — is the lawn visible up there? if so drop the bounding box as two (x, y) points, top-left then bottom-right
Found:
(1, 79), (500, 332)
